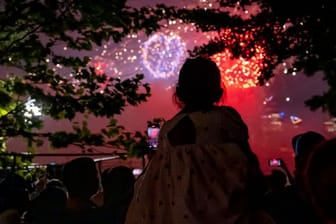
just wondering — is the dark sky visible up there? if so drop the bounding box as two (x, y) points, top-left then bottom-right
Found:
(3, 0), (334, 174)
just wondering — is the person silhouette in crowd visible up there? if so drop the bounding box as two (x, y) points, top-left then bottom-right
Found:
(29, 174), (48, 201)
(61, 157), (99, 224)
(126, 57), (272, 224)
(262, 131), (325, 224)
(99, 166), (135, 224)
(22, 182), (67, 224)
(303, 138), (336, 224)
(292, 131), (326, 186)
(0, 173), (30, 224)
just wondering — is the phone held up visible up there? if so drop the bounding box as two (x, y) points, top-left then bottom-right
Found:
(147, 124), (160, 150)
(269, 158), (282, 167)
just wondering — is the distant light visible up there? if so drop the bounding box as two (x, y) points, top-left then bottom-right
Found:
(132, 168), (143, 176)
(324, 117), (336, 133)
(24, 99), (42, 118)
(290, 115), (303, 124)
(285, 97), (290, 102)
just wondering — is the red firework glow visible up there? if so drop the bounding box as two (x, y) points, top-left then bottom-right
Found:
(211, 30), (266, 89)
(92, 61), (106, 76)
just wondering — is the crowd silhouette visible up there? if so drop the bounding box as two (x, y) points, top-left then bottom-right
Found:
(0, 57), (335, 224)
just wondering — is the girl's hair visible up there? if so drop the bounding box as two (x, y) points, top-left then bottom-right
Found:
(173, 57), (225, 111)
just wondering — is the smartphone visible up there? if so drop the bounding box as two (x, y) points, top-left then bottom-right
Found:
(147, 125), (160, 150)
(269, 158), (282, 167)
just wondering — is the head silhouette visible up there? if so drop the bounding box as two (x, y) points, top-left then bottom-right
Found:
(101, 166), (135, 207)
(292, 131), (325, 160)
(27, 187), (67, 224)
(175, 57), (223, 111)
(304, 138), (336, 222)
(292, 131), (325, 171)
(0, 173), (29, 214)
(291, 131), (325, 191)
(62, 157), (98, 200)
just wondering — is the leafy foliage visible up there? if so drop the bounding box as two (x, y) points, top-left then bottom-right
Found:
(0, 0), (177, 169)
(178, 0), (336, 116)
(1, 0), (336, 173)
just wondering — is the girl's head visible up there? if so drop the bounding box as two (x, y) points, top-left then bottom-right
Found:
(174, 57), (224, 111)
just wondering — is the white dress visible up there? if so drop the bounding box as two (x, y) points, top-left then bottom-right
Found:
(126, 106), (273, 224)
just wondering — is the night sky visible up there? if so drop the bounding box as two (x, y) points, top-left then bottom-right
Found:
(3, 0), (334, 174)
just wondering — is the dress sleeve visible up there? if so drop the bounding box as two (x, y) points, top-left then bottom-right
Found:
(222, 106), (267, 207)
(221, 106), (249, 141)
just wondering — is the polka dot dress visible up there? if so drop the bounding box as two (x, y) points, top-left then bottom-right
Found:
(125, 107), (273, 224)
